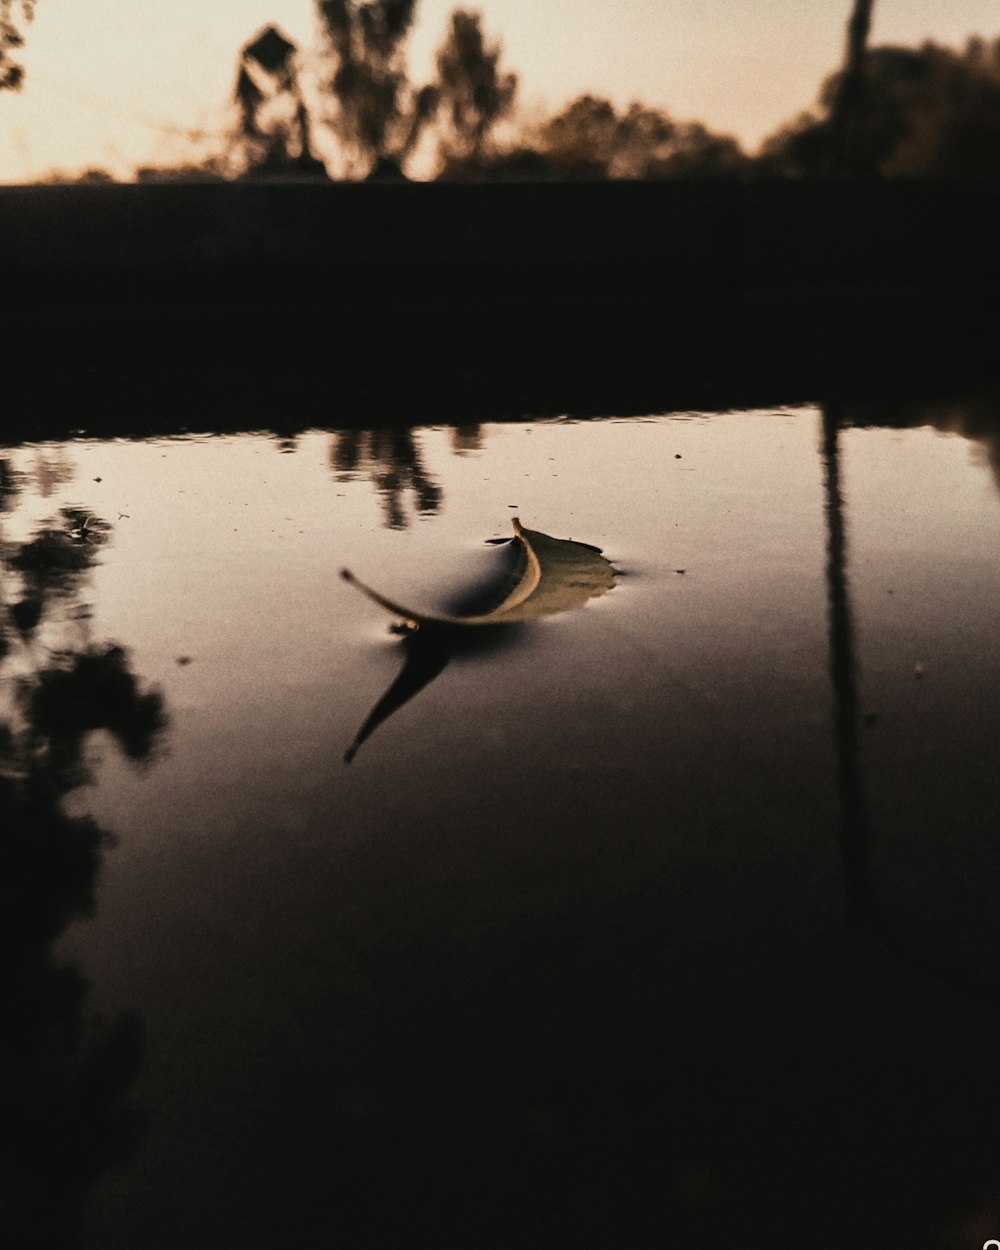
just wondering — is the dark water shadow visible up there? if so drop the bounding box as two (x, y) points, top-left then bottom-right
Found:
(343, 534), (528, 763)
(244, 736), (1000, 1250)
(344, 621), (525, 764)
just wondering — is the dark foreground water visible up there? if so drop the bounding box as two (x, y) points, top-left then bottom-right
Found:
(4, 402), (1000, 1249)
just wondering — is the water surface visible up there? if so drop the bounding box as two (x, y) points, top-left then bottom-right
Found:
(4, 404), (1000, 1248)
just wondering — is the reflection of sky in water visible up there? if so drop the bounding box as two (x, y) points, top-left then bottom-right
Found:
(5, 408), (1000, 1248)
(13, 410), (996, 758)
(11, 409), (1000, 932)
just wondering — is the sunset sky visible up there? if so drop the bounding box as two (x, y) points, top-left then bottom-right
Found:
(1, 0), (998, 181)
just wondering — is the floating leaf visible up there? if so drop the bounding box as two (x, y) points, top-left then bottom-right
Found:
(340, 517), (615, 629)
(341, 519), (615, 763)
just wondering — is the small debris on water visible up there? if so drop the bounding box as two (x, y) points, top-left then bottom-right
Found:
(674, 454), (682, 459)
(676, 568), (686, 574)
(176, 656), (193, 666)
(914, 662), (926, 679)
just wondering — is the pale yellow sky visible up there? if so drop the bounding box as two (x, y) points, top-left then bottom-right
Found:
(1, 1), (998, 181)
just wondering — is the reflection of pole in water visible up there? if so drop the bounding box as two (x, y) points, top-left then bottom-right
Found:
(822, 404), (872, 922)
(822, 411), (1000, 1000)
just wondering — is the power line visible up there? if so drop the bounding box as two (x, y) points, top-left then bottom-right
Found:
(25, 70), (229, 141)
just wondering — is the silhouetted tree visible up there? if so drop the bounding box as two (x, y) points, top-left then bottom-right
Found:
(232, 24), (327, 177)
(0, 0), (33, 91)
(135, 161), (227, 183)
(317, 0), (438, 178)
(643, 118), (748, 178)
(885, 36), (1000, 176)
(217, 4), (754, 182)
(530, 95), (747, 180)
(535, 95), (614, 177)
(434, 10), (517, 166)
(433, 143), (557, 181)
(759, 35), (1000, 178)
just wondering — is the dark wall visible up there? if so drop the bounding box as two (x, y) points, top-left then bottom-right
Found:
(2, 180), (999, 435)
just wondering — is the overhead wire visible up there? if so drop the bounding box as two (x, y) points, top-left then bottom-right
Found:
(24, 69), (229, 142)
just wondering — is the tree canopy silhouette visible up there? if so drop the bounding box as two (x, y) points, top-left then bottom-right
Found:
(318, 0), (437, 178)
(0, 0), (34, 91)
(232, 23), (326, 177)
(531, 94), (747, 180)
(760, 35), (1000, 177)
(212, 0), (1000, 181)
(231, 5), (524, 179)
(434, 10), (517, 166)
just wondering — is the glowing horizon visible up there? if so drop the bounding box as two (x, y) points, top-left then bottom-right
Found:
(1, 0), (998, 182)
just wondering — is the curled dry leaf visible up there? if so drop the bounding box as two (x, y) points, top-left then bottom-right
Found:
(341, 519), (616, 764)
(340, 517), (615, 628)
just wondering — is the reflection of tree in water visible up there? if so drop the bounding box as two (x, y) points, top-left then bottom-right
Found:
(0, 456), (23, 511)
(926, 395), (1000, 497)
(449, 424), (484, 456)
(330, 424), (485, 527)
(0, 469), (168, 1247)
(330, 427), (445, 529)
(0, 446), (77, 507)
(30, 446), (76, 500)
(848, 392), (1000, 496)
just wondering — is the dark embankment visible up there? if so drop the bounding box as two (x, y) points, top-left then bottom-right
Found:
(2, 179), (999, 437)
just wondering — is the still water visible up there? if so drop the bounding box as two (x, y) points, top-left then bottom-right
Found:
(4, 404), (1000, 1248)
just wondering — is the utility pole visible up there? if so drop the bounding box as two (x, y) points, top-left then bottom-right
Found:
(830, 0), (876, 175)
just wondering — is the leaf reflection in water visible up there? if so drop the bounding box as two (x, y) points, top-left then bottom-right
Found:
(342, 518), (616, 762)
